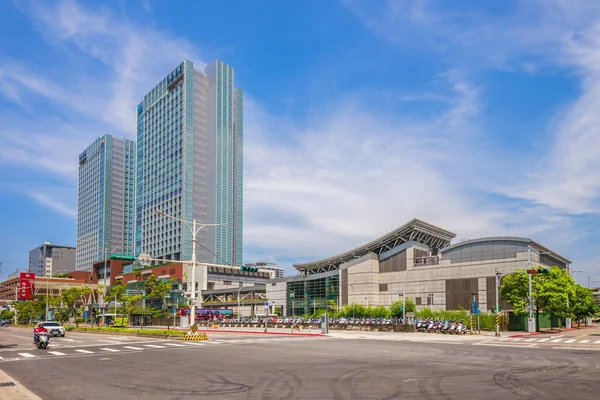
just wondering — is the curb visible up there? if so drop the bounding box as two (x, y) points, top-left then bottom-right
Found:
(508, 332), (542, 338)
(194, 329), (326, 337)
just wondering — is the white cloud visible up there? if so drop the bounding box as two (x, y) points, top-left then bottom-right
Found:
(242, 76), (509, 262)
(28, 193), (76, 218)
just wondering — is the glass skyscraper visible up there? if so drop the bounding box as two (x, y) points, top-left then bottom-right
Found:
(76, 135), (136, 271)
(135, 59), (243, 267)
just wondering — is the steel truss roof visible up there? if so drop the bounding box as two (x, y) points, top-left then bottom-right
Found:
(293, 218), (456, 276)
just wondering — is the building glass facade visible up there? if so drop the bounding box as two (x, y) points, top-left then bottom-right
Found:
(76, 134), (136, 271)
(136, 59), (243, 267)
(286, 275), (339, 316)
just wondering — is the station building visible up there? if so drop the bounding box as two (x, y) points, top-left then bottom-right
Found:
(265, 219), (571, 316)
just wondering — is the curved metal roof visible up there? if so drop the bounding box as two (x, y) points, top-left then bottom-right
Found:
(293, 219), (456, 275)
(440, 236), (571, 264)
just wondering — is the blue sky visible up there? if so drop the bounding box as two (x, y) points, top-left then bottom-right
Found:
(1, 0), (599, 284)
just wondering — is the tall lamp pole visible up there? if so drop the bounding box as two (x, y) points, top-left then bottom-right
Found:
(45, 269), (71, 321)
(101, 245), (123, 294)
(156, 210), (225, 326)
(237, 285), (252, 320)
(402, 269), (409, 323)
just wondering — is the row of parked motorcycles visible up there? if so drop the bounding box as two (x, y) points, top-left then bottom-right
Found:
(416, 319), (468, 334)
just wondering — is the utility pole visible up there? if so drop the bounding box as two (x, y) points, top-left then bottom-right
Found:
(156, 210), (225, 328)
(527, 246), (535, 333)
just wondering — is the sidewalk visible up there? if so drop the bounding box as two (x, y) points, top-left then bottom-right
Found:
(326, 329), (510, 341)
(0, 370), (40, 400)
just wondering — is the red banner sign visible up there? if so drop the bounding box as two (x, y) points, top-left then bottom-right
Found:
(19, 272), (35, 300)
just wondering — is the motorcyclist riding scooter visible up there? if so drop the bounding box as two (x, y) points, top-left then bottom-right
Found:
(34, 322), (49, 349)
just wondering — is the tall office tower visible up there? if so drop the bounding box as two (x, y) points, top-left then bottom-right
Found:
(76, 135), (136, 271)
(135, 59), (243, 267)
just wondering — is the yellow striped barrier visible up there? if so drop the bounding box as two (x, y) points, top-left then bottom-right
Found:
(181, 332), (209, 341)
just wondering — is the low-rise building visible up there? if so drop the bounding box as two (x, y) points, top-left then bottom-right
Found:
(29, 242), (76, 277)
(267, 218), (571, 316)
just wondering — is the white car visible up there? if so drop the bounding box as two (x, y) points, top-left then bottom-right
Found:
(41, 321), (65, 337)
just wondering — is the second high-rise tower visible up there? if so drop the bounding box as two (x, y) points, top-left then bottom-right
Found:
(135, 59), (243, 266)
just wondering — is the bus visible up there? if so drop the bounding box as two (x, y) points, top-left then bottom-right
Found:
(98, 314), (129, 327)
(176, 308), (234, 321)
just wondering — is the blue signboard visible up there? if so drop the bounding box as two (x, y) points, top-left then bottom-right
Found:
(471, 301), (480, 315)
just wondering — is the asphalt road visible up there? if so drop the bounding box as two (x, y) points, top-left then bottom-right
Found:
(1, 327), (599, 399)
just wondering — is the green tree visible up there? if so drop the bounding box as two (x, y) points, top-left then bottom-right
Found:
(501, 267), (575, 331)
(389, 298), (416, 318)
(60, 286), (93, 326)
(145, 275), (172, 328)
(571, 284), (597, 324)
(499, 272), (529, 316)
(1, 309), (15, 321)
(14, 300), (45, 323)
(535, 267), (574, 328)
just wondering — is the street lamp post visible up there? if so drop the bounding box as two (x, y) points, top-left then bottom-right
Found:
(402, 269), (409, 323)
(527, 246), (554, 332)
(45, 269), (72, 321)
(101, 245), (123, 294)
(237, 285), (252, 320)
(156, 209), (225, 326)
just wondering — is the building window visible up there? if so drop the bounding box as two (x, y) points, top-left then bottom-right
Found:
(416, 297), (422, 305)
(427, 294), (434, 305)
(379, 284), (388, 292)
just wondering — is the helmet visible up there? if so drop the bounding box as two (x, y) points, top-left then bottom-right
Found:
(37, 322), (43, 327)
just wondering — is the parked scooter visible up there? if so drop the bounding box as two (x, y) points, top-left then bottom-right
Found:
(35, 332), (49, 350)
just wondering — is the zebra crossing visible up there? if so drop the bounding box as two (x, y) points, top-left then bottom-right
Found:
(0, 336), (319, 363)
(500, 336), (600, 346)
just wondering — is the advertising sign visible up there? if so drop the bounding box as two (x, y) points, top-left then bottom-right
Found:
(19, 272), (35, 300)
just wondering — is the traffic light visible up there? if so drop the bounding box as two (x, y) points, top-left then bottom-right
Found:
(109, 254), (136, 261)
(527, 267), (550, 274)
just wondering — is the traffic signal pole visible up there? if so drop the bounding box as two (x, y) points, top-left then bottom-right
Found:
(495, 268), (500, 337)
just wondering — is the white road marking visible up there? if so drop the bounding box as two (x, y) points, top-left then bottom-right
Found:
(509, 338), (523, 341)
(18, 353), (36, 358)
(123, 346), (144, 350)
(100, 348), (120, 352)
(474, 343), (536, 348)
(48, 351), (66, 355)
(550, 339), (563, 343)
(579, 339), (590, 343)
(552, 346), (600, 351)
(594, 340), (600, 344)
(185, 342), (207, 346)
(524, 338), (537, 342)
(75, 350), (94, 354)
(143, 344), (165, 349)
(565, 339), (576, 343)
(164, 343), (187, 347)
(537, 338), (550, 342)
(98, 340), (122, 344)
(56, 338), (75, 342)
